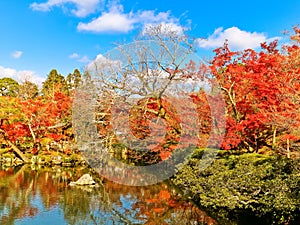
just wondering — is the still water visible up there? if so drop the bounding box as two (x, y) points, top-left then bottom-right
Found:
(0, 165), (216, 225)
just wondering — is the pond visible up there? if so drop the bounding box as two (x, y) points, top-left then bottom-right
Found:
(0, 165), (217, 225)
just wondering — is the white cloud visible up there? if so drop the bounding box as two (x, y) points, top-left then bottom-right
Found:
(86, 54), (119, 69)
(139, 11), (185, 36)
(142, 22), (184, 36)
(77, 56), (91, 63)
(69, 53), (91, 63)
(30, 1), (184, 34)
(69, 53), (80, 59)
(30, 0), (102, 17)
(137, 11), (172, 23)
(77, 4), (135, 33)
(11, 51), (23, 59)
(197, 27), (281, 51)
(0, 66), (44, 86)
(85, 54), (122, 78)
(89, 54), (106, 64)
(77, 3), (183, 34)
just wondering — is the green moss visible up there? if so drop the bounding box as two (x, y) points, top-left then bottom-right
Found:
(173, 152), (300, 225)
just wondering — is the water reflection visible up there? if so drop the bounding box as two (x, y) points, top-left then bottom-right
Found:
(0, 165), (216, 225)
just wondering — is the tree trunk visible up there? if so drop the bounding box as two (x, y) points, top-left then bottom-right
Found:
(5, 138), (29, 163)
(0, 129), (29, 163)
(287, 138), (290, 159)
(28, 123), (36, 142)
(272, 126), (277, 150)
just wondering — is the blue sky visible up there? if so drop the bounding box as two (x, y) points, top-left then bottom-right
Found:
(0, 0), (299, 85)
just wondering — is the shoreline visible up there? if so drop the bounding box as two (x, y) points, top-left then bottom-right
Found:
(0, 151), (86, 168)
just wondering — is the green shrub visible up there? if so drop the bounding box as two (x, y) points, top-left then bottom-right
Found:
(172, 151), (300, 224)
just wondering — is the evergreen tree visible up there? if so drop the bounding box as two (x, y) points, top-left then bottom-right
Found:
(42, 69), (68, 97)
(66, 68), (82, 91)
(0, 77), (19, 97)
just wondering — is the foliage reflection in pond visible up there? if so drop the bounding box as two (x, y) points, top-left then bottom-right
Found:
(0, 165), (216, 225)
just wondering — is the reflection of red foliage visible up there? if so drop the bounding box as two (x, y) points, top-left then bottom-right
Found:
(104, 181), (217, 224)
(0, 167), (72, 224)
(0, 167), (217, 224)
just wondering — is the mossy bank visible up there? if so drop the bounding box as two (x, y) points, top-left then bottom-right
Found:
(172, 149), (300, 225)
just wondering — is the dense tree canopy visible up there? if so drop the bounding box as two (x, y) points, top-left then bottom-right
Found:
(208, 31), (300, 156)
(1, 27), (300, 163)
(18, 80), (39, 100)
(0, 68), (75, 160)
(0, 77), (19, 97)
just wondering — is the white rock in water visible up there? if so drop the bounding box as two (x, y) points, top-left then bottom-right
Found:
(69, 174), (96, 186)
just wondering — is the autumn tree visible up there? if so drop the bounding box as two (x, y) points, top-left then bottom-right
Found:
(0, 74), (74, 160)
(276, 26), (300, 157)
(210, 29), (300, 155)
(73, 24), (225, 184)
(290, 26), (300, 43)
(78, 26), (198, 161)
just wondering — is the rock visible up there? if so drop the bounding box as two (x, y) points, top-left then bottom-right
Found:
(69, 174), (96, 186)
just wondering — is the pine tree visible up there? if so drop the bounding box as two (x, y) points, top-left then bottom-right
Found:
(42, 69), (69, 97)
(66, 68), (82, 91)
